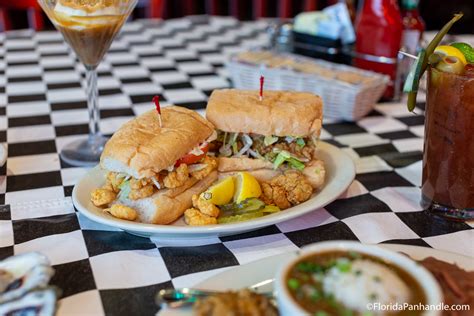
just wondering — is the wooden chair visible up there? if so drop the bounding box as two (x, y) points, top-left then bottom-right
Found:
(0, 0), (165, 30)
(0, 0), (44, 31)
(146, 0), (164, 18)
(255, 0), (319, 19)
(149, 0), (323, 20)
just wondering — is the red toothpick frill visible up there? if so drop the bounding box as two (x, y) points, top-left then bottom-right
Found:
(259, 75), (264, 101)
(153, 95), (163, 127)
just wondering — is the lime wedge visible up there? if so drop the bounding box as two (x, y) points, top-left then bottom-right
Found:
(450, 42), (474, 63)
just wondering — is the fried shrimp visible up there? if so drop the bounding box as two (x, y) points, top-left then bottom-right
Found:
(261, 182), (291, 209)
(91, 188), (116, 207)
(163, 164), (189, 188)
(192, 194), (220, 217)
(261, 171), (313, 209)
(130, 177), (152, 190)
(191, 156), (218, 180)
(104, 204), (137, 221)
(271, 171), (313, 205)
(106, 172), (124, 193)
(184, 208), (217, 226)
(128, 185), (154, 200)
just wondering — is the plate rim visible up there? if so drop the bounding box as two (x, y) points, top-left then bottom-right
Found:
(195, 244), (473, 291)
(72, 141), (355, 236)
(157, 244), (473, 316)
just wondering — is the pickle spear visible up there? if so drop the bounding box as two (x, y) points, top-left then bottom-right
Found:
(405, 13), (463, 112)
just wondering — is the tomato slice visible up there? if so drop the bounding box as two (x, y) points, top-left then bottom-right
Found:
(175, 143), (209, 167)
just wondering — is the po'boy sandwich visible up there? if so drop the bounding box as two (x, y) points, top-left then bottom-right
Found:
(206, 89), (325, 191)
(90, 106), (218, 224)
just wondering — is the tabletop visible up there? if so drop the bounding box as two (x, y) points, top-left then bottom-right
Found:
(0, 16), (472, 316)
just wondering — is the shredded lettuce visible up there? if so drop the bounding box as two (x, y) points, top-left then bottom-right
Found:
(205, 130), (218, 143)
(119, 179), (129, 189)
(117, 180), (131, 199)
(289, 159), (305, 170)
(216, 132), (310, 166)
(222, 132), (227, 145)
(216, 131), (226, 142)
(219, 147), (232, 157)
(188, 145), (205, 156)
(232, 142), (238, 155)
(223, 132), (239, 155)
(229, 132), (238, 146)
(236, 134), (253, 157)
(273, 150), (305, 171)
(151, 176), (162, 190)
(296, 138), (305, 147)
(219, 131), (232, 157)
(264, 135), (278, 146)
(273, 150), (290, 169)
(264, 152), (277, 162)
(248, 149), (264, 160)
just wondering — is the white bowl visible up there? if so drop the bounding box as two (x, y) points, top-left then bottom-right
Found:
(274, 241), (443, 316)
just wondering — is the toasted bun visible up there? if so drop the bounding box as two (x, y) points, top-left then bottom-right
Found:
(219, 169), (281, 183)
(206, 89), (323, 138)
(101, 106), (214, 179)
(116, 171), (218, 224)
(216, 157), (325, 189)
(217, 157), (273, 172)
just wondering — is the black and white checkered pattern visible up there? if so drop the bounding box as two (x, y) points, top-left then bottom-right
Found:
(0, 16), (472, 315)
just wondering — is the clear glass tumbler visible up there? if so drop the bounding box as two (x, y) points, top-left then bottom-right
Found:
(421, 66), (474, 220)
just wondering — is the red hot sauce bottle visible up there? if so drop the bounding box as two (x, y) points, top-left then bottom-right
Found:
(354, 0), (403, 100)
(401, 0), (425, 55)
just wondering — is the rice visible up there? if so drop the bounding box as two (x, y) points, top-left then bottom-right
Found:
(322, 259), (410, 314)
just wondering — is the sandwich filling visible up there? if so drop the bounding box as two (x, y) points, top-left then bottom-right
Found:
(103, 156), (217, 201)
(210, 130), (318, 170)
(90, 144), (218, 216)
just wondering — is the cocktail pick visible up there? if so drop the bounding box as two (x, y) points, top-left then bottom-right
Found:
(399, 51), (418, 60)
(259, 75), (264, 101)
(153, 95), (162, 127)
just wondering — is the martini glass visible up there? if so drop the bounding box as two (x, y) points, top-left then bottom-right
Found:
(38, 0), (137, 166)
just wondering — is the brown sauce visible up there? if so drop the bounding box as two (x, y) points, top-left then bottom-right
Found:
(285, 251), (426, 315)
(54, 15), (127, 67)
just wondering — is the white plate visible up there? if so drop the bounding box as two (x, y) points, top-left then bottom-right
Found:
(72, 141), (355, 239)
(158, 244), (474, 316)
(0, 144), (6, 167)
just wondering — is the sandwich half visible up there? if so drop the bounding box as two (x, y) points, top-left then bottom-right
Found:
(206, 89), (325, 189)
(91, 106), (218, 224)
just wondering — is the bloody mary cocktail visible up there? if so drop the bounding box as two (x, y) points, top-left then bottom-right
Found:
(421, 66), (474, 220)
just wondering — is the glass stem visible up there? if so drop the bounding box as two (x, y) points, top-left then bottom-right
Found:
(86, 65), (100, 140)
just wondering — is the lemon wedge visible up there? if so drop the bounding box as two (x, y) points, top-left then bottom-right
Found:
(434, 45), (467, 65)
(233, 172), (262, 204)
(201, 176), (235, 205)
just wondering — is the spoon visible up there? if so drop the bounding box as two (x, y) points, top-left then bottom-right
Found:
(156, 278), (275, 309)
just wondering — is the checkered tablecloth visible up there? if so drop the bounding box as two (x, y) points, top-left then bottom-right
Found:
(0, 15), (472, 315)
